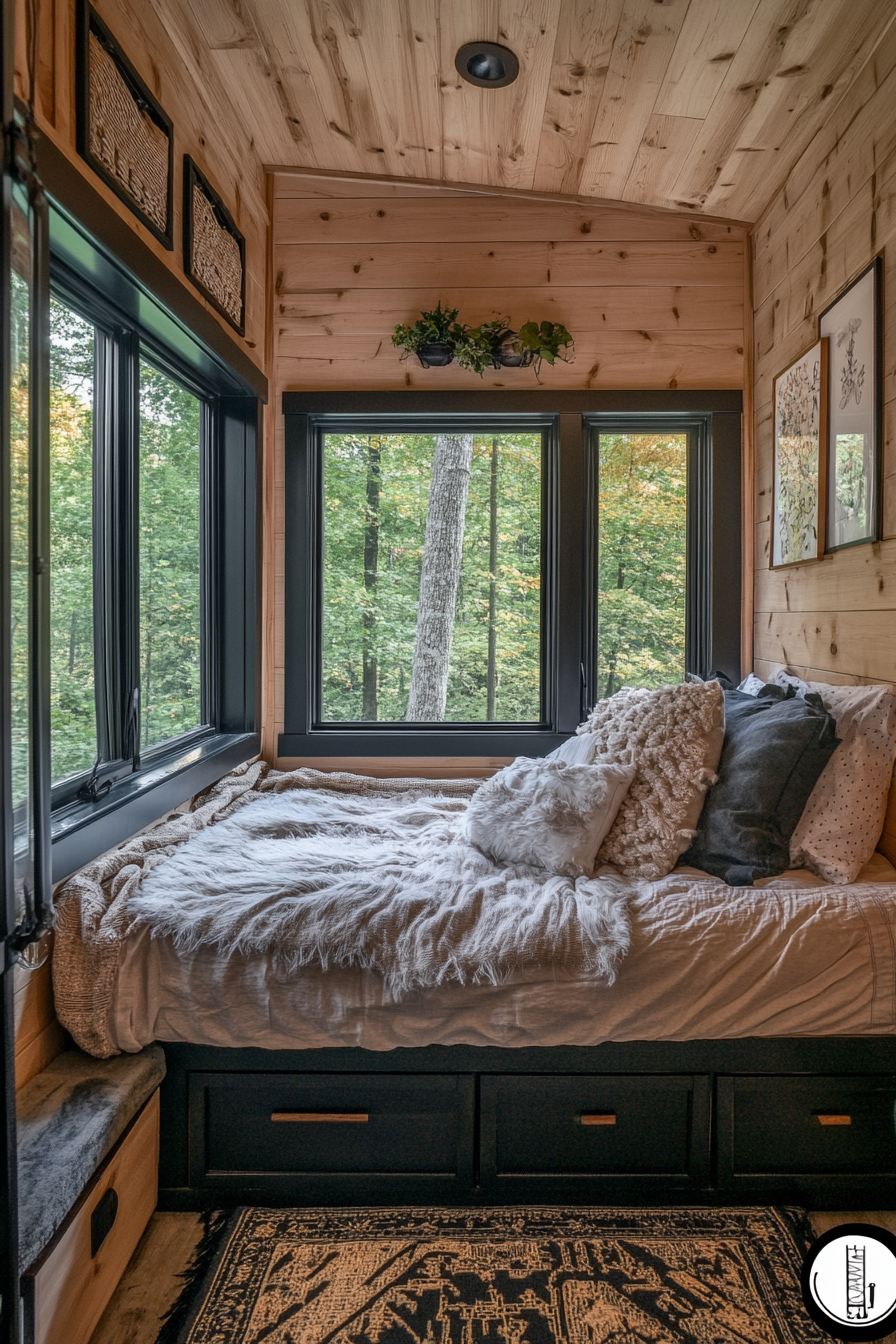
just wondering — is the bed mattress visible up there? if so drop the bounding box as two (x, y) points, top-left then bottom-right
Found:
(106, 854), (896, 1053)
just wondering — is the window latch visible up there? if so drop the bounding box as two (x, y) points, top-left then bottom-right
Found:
(78, 757), (114, 803)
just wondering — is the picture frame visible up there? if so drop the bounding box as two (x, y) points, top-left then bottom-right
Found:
(818, 256), (882, 552)
(75, 0), (174, 249)
(771, 337), (828, 569)
(183, 157), (246, 336)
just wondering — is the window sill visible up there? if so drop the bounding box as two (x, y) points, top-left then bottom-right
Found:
(51, 731), (260, 883)
(277, 730), (569, 758)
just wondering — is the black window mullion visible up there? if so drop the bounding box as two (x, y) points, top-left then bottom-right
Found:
(199, 396), (216, 732)
(120, 329), (141, 769)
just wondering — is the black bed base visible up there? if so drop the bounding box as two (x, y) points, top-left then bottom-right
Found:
(157, 1038), (896, 1211)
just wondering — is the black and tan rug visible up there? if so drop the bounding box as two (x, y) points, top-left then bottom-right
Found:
(159, 1205), (828, 1344)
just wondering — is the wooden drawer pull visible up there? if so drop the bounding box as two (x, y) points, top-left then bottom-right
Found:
(816, 1113), (851, 1125)
(580, 1113), (616, 1126)
(271, 1111), (369, 1123)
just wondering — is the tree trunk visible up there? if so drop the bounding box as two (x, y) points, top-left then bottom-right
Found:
(406, 433), (473, 721)
(361, 438), (380, 720)
(486, 436), (498, 720)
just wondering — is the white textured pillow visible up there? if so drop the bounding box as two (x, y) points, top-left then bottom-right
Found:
(579, 680), (725, 879)
(785, 680), (896, 883)
(463, 757), (636, 878)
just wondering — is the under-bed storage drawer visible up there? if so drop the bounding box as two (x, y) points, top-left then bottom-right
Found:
(189, 1072), (474, 1200)
(480, 1074), (710, 1194)
(717, 1074), (896, 1196)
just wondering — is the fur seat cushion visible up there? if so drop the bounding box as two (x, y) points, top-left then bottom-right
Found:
(577, 680), (726, 880)
(463, 757), (636, 877)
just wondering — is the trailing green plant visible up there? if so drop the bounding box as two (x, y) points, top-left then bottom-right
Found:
(392, 301), (465, 355)
(517, 320), (575, 375)
(455, 318), (512, 375)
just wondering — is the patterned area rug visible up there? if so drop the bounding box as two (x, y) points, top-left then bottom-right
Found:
(159, 1205), (827, 1344)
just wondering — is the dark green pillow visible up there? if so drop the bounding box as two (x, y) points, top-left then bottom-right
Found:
(681, 685), (839, 886)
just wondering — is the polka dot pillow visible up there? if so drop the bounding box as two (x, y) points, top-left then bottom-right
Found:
(772, 675), (896, 884)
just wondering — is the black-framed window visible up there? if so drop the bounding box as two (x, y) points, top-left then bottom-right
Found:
(282, 391), (742, 760)
(46, 200), (261, 881)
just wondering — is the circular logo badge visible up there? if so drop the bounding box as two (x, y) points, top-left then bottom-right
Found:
(802, 1224), (896, 1341)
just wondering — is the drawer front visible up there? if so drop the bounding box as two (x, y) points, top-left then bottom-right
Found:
(481, 1074), (709, 1184)
(719, 1075), (896, 1181)
(190, 1072), (474, 1183)
(27, 1090), (159, 1344)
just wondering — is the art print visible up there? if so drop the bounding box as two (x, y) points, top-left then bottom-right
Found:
(771, 337), (828, 568)
(819, 258), (882, 551)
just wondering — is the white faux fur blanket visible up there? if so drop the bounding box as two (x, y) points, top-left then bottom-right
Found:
(128, 787), (635, 994)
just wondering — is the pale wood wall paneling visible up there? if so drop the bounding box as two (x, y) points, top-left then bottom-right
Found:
(14, 954), (67, 1091)
(14, 0), (270, 368)
(751, 11), (896, 688)
(148, 0), (895, 224)
(269, 176), (748, 766)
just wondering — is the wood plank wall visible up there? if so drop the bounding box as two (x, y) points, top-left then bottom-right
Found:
(268, 171), (748, 769)
(751, 21), (896, 689)
(15, 0), (269, 370)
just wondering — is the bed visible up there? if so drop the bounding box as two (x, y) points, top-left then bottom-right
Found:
(50, 745), (896, 1211)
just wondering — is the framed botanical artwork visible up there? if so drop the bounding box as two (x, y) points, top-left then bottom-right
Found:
(771, 337), (828, 568)
(819, 256), (882, 551)
(75, 0), (174, 249)
(183, 157), (246, 335)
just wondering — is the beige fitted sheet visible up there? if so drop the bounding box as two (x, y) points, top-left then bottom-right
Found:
(108, 854), (896, 1053)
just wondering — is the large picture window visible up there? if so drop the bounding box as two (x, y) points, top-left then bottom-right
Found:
(282, 393), (742, 761)
(44, 199), (261, 880)
(320, 429), (543, 725)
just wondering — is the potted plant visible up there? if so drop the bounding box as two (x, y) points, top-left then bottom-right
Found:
(392, 302), (465, 368)
(456, 318), (512, 375)
(516, 321), (575, 376)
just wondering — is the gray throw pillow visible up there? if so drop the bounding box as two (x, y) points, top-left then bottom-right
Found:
(464, 757), (636, 878)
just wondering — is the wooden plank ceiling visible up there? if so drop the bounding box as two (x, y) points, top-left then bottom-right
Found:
(153, 0), (896, 222)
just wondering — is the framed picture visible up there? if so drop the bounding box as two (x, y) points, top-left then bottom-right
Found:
(819, 256), (882, 551)
(75, 0), (174, 249)
(183, 157), (246, 335)
(771, 337), (828, 568)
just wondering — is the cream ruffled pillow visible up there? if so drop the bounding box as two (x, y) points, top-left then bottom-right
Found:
(578, 680), (725, 879)
(463, 756), (636, 879)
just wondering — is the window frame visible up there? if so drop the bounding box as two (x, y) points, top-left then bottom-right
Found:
(281, 390), (743, 761)
(45, 200), (261, 882)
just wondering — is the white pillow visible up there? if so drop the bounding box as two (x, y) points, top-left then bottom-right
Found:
(737, 673), (766, 696)
(768, 668), (896, 883)
(463, 756), (636, 878)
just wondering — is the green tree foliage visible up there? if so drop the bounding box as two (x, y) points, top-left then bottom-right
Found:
(49, 299), (97, 783)
(139, 361), (202, 749)
(321, 433), (542, 722)
(10, 268), (31, 804)
(597, 433), (687, 696)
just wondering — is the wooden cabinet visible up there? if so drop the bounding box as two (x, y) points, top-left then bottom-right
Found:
(188, 1071), (475, 1201)
(480, 1074), (710, 1197)
(717, 1074), (896, 1201)
(23, 1091), (159, 1344)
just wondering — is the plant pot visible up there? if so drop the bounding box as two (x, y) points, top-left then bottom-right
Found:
(416, 342), (454, 368)
(493, 337), (533, 368)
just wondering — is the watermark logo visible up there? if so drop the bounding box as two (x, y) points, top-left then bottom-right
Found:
(801, 1223), (896, 1341)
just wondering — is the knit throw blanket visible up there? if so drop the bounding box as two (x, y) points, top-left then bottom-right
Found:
(52, 762), (635, 1058)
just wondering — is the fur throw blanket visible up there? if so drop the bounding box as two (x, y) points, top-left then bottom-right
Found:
(129, 787), (634, 995)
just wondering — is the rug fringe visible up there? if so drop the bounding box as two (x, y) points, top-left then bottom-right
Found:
(154, 1208), (233, 1344)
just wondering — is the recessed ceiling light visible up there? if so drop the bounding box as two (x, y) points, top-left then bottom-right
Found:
(455, 41), (519, 89)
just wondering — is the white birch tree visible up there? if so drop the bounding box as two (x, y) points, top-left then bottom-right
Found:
(406, 433), (473, 720)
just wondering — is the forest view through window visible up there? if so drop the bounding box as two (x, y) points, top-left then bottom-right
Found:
(49, 298), (98, 784)
(597, 431), (688, 696)
(321, 431), (542, 724)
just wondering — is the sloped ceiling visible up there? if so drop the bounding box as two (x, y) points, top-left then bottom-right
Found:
(159, 0), (895, 222)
